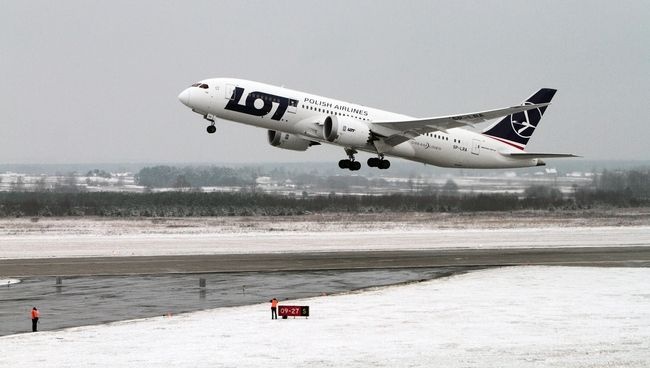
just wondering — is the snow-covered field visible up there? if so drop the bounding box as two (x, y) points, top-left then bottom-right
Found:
(3, 210), (650, 237)
(1, 213), (649, 259)
(0, 278), (21, 285)
(1, 266), (648, 367)
(2, 226), (650, 259)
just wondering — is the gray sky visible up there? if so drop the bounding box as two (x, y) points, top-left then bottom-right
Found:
(2, 1), (648, 164)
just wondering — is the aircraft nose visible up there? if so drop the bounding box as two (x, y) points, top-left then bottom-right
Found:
(178, 88), (191, 107)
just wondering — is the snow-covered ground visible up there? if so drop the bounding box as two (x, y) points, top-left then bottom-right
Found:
(0, 278), (21, 285)
(3, 211), (650, 237)
(1, 266), (648, 367)
(1, 215), (649, 259)
(1, 226), (649, 259)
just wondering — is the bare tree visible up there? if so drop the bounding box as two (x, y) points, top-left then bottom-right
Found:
(11, 176), (25, 192)
(34, 176), (48, 192)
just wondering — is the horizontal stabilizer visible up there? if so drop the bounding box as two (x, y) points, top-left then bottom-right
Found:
(500, 152), (579, 158)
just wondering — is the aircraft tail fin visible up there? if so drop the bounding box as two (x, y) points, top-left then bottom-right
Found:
(482, 88), (557, 150)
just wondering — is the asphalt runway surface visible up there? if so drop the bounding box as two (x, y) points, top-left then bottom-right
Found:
(2, 246), (649, 277)
(0, 267), (464, 336)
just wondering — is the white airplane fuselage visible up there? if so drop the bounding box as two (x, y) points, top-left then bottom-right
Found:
(179, 78), (545, 169)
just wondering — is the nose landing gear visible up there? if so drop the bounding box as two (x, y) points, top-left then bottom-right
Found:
(204, 114), (216, 134)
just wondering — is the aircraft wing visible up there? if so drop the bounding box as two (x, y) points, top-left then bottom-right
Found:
(371, 103), (550, 146)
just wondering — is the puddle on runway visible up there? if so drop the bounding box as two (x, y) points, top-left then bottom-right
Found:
(0, 267), (472, 336)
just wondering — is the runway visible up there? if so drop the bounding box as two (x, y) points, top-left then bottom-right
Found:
(3, 246), (649, 277)
(2, 246), (648, 335)
(0, 268), (461, 336)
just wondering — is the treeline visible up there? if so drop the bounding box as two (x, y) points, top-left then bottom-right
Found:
(596, 170), (650, 196)
(570, 169), (650, 208)
(2, 168), (649, 217)
(134, 165), (408, 191)
(134, 166), (259, 188)
(134, 166), (650, 196)
(0, 187), (647, 218)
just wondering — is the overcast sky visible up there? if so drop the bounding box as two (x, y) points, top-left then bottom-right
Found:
(2, 1), (648, 165)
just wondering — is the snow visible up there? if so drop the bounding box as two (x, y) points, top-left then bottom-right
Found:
(0, 278), (21, 285)
(2, 214), (648, 259)
(1, 222), (649, 259)
(1, 266), (648, 367)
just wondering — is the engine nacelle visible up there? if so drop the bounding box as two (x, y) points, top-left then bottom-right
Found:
(267, 130), (313, 151)
(323, 116), (371, 147)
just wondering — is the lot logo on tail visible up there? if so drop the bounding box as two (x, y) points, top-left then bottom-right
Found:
(510, 102), (542, 139)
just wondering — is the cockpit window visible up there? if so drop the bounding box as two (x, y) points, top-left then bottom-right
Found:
(190, 82), (209, 89)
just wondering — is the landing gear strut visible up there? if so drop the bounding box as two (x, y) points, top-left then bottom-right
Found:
(338, 148), (361, 171)
(204, 114), (216, 134)
(367, 155), (391, 170)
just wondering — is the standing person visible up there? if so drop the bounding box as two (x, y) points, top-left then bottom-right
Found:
(31, 307), (40, 332)
(270, 298), (279, 320)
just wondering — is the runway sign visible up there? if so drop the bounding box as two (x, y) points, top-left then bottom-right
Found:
(278, 305), (309, 317)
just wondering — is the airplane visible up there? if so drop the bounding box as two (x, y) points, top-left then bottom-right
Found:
(178, 78), (577, 170)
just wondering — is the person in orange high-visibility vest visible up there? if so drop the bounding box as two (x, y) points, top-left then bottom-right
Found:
(31, 307), (40, 332)
(270, 298), (279, 320)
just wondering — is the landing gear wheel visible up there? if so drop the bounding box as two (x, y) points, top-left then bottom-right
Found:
(203, 114), (216, 134)
(338, 159), (360, 170)
(369, 155), (390, 169)
(339, 148), (361, 171)
(378, 160), (390, 170)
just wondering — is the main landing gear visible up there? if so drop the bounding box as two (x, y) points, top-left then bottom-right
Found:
(339, 148), (361, 171)
(337, 150), (391, 171)
(339, 159), (361, 171)
(204, 114), (216, 134)
(367, 155), (391, 170)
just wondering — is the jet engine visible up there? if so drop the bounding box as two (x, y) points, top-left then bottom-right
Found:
(267, 130), (317, 151)
(323, 116), (371, 147)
